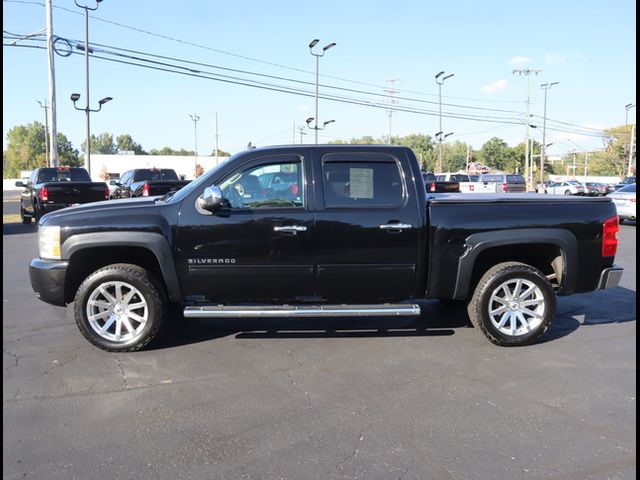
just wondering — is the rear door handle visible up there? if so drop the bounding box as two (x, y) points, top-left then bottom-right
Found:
(380, 223), (412, 232)
(274, 225), (308, 235)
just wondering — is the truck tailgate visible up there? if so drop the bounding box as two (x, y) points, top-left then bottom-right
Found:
(42, 182), (107, 205)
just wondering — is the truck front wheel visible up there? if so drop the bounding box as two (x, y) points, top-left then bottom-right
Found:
(73, 263), (167, 352)
(467, 262), (555, 346)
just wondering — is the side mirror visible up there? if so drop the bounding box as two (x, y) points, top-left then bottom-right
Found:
(197, 185), (224, 212)
(109, 180), (119, 185)
(15, 181), (25, 188)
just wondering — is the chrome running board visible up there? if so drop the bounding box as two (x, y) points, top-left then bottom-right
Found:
(183, 304), (421, 318)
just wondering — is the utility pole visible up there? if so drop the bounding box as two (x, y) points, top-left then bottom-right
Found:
(513, 68), (542, 191)
(384, 79), (400, 143)
(540, 82), (559, 186)
(628, 124), (636, 177)
(37, 100), (50, 167)
(214, 111), (219, 166)
(435, 71), (454, 173)
(46, 0), (58, 166)
(298, 125), (307, 144)
(292, 121), (296, 144)
(189, 113), (200, 178)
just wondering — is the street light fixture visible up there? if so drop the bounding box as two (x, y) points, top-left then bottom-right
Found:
(540, 82), (559, 185)
(435, 71), (454, 173)
(308, 38), (336, 143)
(74, 0), (105, 177)
(70, 93), (114, 163)
(625, 103), (635, 126)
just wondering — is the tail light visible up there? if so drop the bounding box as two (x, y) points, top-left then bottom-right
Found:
(142, 184), (150, 197)
(602, 216), (619, 257)
(429, 182), (436, 193)
(631, 198), (637, 203)
(469, 184), (475, 191)
(291, 183), (299, 196)
(41, 186), (49, 202)
(502, 183), (508, 192)
(103, 185), (110, 200)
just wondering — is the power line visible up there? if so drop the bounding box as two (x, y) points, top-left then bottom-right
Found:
(3, 39), (607, 139)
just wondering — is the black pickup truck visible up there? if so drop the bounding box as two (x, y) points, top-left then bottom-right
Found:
(16, 167), (109, 224)
(110, 168), (191, 199)
(29, 145), (623, 351)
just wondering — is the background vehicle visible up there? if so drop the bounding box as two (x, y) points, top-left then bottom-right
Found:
(422, 172), (460, 193)
(29, 145), (622, 352)
(478, 173), (526, 193)
(612, 176), (636, 191)
(111, 168), (191, 199)
(16, 167), (109, 224)
(546, 180), (586, 196)
(435, 173), (470, 182)
(583, 182), (610, 196)
(607, 183), (636, 223)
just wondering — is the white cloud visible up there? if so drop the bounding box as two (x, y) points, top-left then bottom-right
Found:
(574, 53), (588, 61)
(508, 56), (532, 66)
(480, 80), (508, 93)
(545, 53), (567, 64)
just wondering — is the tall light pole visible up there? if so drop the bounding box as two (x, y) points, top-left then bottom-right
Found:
(189, 113), (200, 178)
(625, 103), (635, 126)
(74, 0), (104, 176)
(540, 82), (559, 185)
(306, 117), (335, 142)
(435, 71), (454, 173)
(308, 39), (336, 143)
(71, 93), (112, 172)
(37, 100), (50, 167)
(435, 131), (454, 171)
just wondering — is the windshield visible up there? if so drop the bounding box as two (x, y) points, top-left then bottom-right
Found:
(165, 158), (231, 203)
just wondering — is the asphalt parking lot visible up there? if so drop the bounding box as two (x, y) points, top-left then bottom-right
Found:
(2, 217), (636, 480)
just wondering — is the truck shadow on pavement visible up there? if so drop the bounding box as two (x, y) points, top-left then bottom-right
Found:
(2, 223), (36, 236)
(152, 287), (636, 349)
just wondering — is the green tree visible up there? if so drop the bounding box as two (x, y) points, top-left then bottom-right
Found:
(82, 132), (117, 154)
(3, 122), (80, 177)
(210, 148), (231, 157)
(477, 137), (518, 172)
(116, 134), (147, 155)
(149, 146), (195, 156)
(443, 140), (469, 172)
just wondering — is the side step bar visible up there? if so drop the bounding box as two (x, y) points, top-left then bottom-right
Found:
(183, 304), (421, 319)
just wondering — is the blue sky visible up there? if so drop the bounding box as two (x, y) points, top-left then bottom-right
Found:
(3, 0), (637, 158)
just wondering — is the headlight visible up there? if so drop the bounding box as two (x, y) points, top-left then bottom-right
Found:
(38, 225), (61, 260)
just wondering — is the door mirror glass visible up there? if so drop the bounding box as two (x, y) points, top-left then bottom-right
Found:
(198, 185), (224, 212)
(15, 181), (25, 188)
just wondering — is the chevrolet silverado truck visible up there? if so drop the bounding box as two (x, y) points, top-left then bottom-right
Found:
(29, 145), (623, 351)
(110, 168), (191, 199)
(16, 167), (109, 224)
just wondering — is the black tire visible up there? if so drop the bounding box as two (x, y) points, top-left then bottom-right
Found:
(20, 206), (32, 224)
(74, 263), (167, 352)
(34, 203), (43, 222)
(564, 190), (572, 196)
(467, 261), (556, 346)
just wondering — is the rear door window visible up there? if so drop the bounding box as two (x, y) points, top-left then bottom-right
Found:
(321, 153), (404, 208)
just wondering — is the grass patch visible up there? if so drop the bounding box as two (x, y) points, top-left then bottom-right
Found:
(3, 214), (22, 224)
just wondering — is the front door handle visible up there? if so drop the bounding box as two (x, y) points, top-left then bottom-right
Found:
(379, 223), (412, 232)
(274, 225), (308, 235)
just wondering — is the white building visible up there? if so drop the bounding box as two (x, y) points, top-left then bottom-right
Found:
(88, 154), (230, 181)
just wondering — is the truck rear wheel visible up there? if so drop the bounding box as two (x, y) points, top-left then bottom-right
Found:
(73, 263), (167, 352)
(20, 207), (32, 224)
(467, 262), (555, 346)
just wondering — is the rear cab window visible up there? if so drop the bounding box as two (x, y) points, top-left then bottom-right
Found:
(36, 167), (91, 183)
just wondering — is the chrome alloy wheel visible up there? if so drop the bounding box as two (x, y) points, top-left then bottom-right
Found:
(86, 281), (149, 343)
(488, 278), (545, 337)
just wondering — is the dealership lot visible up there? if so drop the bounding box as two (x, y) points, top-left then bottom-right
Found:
(3, 221), (636, 480)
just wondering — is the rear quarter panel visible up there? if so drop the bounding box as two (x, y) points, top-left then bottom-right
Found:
(425, 196), (618, 299)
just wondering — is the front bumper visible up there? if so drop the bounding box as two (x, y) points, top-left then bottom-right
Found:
(29, 258), (69, 306)
(597, 266), (624, 290)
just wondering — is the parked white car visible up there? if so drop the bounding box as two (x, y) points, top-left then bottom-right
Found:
(545, 180), (586, 196)
(607, 183), (636, 222)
